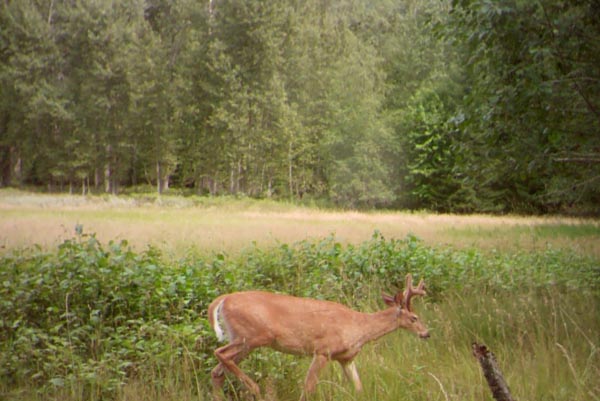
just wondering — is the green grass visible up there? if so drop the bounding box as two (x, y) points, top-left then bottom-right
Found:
(1, 231), (598, 401)
(530, 223), (600, 238)
(447, 222), (600, 240)
(119, 288), (599, 401)
(218, 287), (599, 401)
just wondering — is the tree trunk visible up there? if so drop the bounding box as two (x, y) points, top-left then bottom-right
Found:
(472, 343), (515, 401)
(237, 159), (242, 194)
(0, 146), (10, 187)
(105, 145), (112, 194)
(210, 174), (218, 196)
(288, 142), (293, 198)
(267, 177), (273, 198)
(105, 167), (111, 193)
(12, 151), (22, 187)
(230, 163), (235, 194)
(94, 167), (101, 191)
(157, 160), (163, 194)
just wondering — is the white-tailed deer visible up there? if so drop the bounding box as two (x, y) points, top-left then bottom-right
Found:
(207, 274), (429, 400)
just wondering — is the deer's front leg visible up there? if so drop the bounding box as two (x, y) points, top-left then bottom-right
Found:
(340, 361), (363, 392)
(300, 354), (329, 401)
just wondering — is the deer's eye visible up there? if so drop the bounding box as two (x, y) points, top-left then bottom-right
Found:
(410, 316), (418, 323)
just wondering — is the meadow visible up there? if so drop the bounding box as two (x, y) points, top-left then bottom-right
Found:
(1, 189), (599, 256)
(0, 190), (599, 401)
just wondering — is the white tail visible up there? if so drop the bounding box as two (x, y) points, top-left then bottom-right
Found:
(211, 299), (227, 342)
(207, 274), (429, 400)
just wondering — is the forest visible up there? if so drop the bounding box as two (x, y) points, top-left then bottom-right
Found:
(1, 0), (599, 213)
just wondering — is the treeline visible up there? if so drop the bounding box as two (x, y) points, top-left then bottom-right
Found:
(1, 0), (599, 213)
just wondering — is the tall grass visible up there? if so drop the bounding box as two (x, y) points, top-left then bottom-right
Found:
(1, 232), (598, 401)
(230, 287), (599, 401)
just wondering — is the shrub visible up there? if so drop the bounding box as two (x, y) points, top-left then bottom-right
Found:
(1, 231), (597, 398)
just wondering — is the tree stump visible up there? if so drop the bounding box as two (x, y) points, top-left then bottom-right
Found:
(472, 343), (515, 401)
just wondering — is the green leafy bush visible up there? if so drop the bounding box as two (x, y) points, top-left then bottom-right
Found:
(1, 231), (598, 399)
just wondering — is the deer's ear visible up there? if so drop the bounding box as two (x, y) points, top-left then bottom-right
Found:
(382, 292), (395, 306)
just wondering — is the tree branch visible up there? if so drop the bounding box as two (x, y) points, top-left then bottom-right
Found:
(553, 152), (600, 164)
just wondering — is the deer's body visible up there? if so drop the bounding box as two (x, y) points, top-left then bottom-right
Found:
(210, 291), (401, 361)
(208, 275), (428, 400)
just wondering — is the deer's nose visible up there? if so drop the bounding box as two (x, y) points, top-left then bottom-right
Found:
(419, 331), (430, 339)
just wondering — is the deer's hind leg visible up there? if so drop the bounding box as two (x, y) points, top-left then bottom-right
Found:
(211, 363), (227, 400)
(300, 354), (329, 401)
(213, 341), (260, 398)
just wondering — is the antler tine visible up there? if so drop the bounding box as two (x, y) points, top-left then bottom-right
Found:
(405, 273), (413, 292)
(415, 278), (426, 295)
(402, 274), (426, 311)
(402, 274), (413, 309)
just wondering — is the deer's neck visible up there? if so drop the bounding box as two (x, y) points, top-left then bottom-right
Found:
(355, 307), (399, 346)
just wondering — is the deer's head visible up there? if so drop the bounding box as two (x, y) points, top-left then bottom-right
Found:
(382, 274), (429, 339)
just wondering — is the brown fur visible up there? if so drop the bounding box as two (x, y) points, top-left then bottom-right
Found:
(208, 274), (428, 400)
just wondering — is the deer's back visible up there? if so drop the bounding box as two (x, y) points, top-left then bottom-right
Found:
(209, 291), (364, 356)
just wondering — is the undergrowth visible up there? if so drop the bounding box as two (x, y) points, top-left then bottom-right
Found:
(0, 231), (598, 400)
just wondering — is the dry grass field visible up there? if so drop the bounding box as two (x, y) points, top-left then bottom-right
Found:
(1, 189), (598, 256)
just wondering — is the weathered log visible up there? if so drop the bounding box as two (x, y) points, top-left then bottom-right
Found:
(472, 343), (515, 401)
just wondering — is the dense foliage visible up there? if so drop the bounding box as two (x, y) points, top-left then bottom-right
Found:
(1, 0), (599, 212)
(1, 231), (598, 398)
